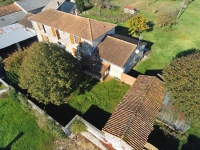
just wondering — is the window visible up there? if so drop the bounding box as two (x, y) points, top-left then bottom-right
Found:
(41, 24), (46, 33)
(37, 23), (46, 33)
(70, 34), (81, 44)
(74, 35), (78, 44)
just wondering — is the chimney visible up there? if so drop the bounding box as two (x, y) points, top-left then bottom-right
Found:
(57, 1), (60, 6)
(75, 9), (78, 16)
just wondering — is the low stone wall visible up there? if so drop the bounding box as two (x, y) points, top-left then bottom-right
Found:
(64, 115), (105, 140)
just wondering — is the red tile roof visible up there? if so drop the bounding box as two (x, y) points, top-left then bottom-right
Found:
(29, 9), (116, 41)
(124, 6), (134, 10)
(103, 75), (166, 150)
(95, 35), (137, 67)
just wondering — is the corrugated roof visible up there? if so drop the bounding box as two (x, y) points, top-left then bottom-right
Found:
(103, 75), (166, 150)
(15, 0), (50, 12)
(18, 13), (34, 29)
(0, 11), (27, 27)
(0, 23), (36, 49)
(0, 4), (21, 17)
(29, 9), (116, 41)
(95, 35), (137, 67)
(42, 0), (65, 11)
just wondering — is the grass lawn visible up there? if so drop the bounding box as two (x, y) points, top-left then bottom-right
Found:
(0, 82), (6, 90)
(0, 94), (55, 150)
(69, 76), (130, 114)
(0, 0), (15, 6)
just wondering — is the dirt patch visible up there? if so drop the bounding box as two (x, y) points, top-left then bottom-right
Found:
(54, 134), (101, 150)
(34, 111), (47, 129)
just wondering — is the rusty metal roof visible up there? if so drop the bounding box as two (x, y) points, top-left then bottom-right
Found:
(103, 75), (166, 150)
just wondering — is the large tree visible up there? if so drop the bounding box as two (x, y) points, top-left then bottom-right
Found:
(126, 14), (150, 36)
(19, 42), (82, 105)
(4, 50), (27, 84)
(163, 51), (200, 119)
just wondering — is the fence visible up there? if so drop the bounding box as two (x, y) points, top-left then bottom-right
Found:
(64, 115), (105, 140)
(157, 94), (190, 133)
(121, 73), (136, 86)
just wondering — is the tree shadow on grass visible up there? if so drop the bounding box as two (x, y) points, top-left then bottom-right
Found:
(175, 49), (197, 58)
(147, 125), (179, 150)
(115, 26), (129, 37)
(181, 134), (200, 150)
(83, 105), (111, 130)
(0, 132), (24, 150)
(31, 99), (81, 127)
(128, 69), (163, 81)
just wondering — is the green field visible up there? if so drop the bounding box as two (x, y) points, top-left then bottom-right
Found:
(69, 76), (130, 114)
(0, 0), (15, 6)
(0, 94), (55, 150)
(136, 1), (200, 73)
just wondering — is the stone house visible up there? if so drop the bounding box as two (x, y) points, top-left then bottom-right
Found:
(124, 6), (136, 14)
(29, 9), (147, 80)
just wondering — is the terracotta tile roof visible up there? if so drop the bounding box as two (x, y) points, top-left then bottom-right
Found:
(95, 35), (137, 67)
(124, 6), (134, 10)
(103, 75), (166, 150)
(0, 4), (21, 17)
(29, 9), (116, 41)
(81, 55), (110, 75)
(18, 13), (34, 29)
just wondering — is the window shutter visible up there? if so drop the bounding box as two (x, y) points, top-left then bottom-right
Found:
(42, 24), (46, 33)
(72, 48), (76, 56)
(45, 36), (50, 43)
(51, 28), (56, 37)
(41, 34), (44, 41)
(70, 34), (74, 44)
(78, 37), (81, 44)
(37, 23), (41, 30)
(56, 30), (61, 40)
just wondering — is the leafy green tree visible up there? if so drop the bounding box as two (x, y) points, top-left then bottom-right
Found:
(75, 0), (84, 12)
(157, 10), (177, 27)
(19, 42), (82, 105)
(4, 50), (27, 84)
(126, 14), (150, 36)
(163, 51), (200, 119)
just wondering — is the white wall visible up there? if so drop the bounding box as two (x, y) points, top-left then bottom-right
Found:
(104, 132), (133, 150)
(109, 63), (123, 79)
(31, 21), (93, 55)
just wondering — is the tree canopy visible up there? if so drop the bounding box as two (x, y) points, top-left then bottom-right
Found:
(157, 10), (177, 27)
(75, 0), (84, 12)
(126, 14), (150, 36)
(16, 42), (82, 105)
(163, 50), (200, 119)
(4, 50), (27, 84)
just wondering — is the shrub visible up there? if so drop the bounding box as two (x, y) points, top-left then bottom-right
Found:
(70, 119), (86, 134)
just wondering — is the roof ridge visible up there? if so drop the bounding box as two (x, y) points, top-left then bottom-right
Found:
(88, 18), (93, 40)
(108, 35), (137, 46)
(120, 76), (156, 139)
